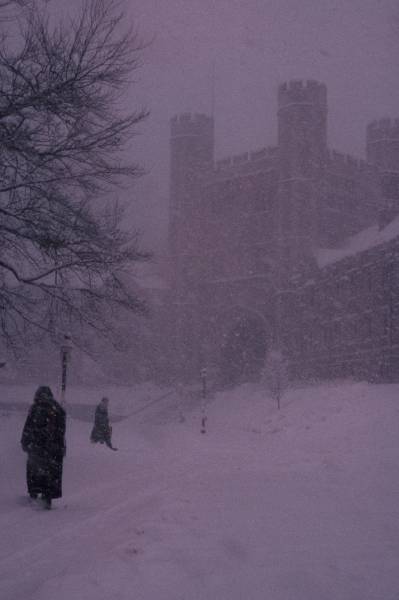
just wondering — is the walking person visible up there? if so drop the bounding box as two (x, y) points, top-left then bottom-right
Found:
(21, 386), (66, 510)
(90, 397), (118, 450)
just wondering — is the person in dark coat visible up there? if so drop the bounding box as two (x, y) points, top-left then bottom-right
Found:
(90, 397), (117, 450)
(21, 386), (66, 509)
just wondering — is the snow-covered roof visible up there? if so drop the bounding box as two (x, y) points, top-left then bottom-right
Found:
(315, 215), (399, 268)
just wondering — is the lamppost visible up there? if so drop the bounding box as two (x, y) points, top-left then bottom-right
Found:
(266, 276), (296, 410)
(200, 367), (207, 434)
(60, 334), (73, 404)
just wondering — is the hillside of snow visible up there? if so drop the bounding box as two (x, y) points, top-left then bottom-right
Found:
(1, 380), (399, 600)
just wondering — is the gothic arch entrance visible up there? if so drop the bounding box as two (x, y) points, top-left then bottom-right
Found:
(219, 310), (269, 385)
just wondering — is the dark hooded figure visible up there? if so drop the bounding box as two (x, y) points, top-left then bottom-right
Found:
(90, 397), (117, 450)
(21, 386), (66, 509)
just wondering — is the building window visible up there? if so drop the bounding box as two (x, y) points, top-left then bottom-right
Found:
(384, 263), (393, 291)
(333, 321), (341, 347)
(383, 311), (390, 337)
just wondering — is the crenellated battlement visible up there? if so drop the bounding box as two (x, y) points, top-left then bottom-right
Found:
(325, 149), (376, 177)
(367, 118), (399, 142)
(170, 112), (214, 138)
(214, 147), (278, 173)
(326, 149), (371, 172)
(278, 79), (327, 109)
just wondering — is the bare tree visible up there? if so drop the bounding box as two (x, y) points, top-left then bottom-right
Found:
(0, 0), (33, 21)
(0, 0), (150, 352)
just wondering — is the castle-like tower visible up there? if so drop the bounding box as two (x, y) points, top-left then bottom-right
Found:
(167, 80), (390, 383)
(277, 80), (327, 268)
(367, 119), (399, 226)
(168, 114), (214, 377)
(169, 113), (214, 288)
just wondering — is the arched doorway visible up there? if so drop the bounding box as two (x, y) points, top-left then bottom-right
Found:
(220, 313), (268, 385)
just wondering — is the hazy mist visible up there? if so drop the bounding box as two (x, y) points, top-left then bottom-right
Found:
(124, 0), (399, 254)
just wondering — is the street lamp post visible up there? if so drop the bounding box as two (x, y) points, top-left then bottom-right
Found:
(200, 367), (207, 434)
(266, 277), (296, 410)
(60, 334), (73, 405)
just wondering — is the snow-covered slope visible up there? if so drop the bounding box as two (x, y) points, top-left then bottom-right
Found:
(1, 380), (398, 600)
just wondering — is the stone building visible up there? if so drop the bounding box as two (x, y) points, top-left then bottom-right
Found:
(167, 80), (399, 384)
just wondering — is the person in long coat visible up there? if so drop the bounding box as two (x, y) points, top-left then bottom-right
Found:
(21, 386), (66, 509)
(90, 397), (117, 450)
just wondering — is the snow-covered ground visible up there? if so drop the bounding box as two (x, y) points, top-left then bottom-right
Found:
(1, 380), (399, 600)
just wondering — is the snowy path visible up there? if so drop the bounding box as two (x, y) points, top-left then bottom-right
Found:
(1, 381), (399, 599)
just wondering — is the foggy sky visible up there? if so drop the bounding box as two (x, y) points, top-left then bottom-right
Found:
(55, 0), (399, 256)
